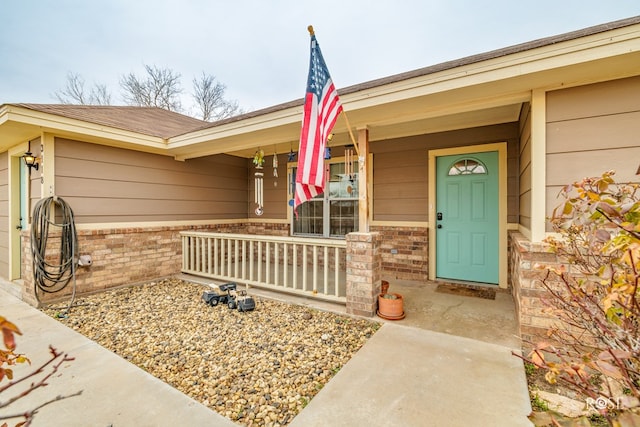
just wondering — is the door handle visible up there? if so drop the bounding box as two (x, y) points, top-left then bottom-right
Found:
(437, 224), (442, 229)
(16, 225), (22, 230)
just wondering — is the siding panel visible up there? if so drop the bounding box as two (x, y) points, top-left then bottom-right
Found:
(547, 112), (640, 153)
(545, 77), (640, 223)
(372, 123), (519, 222)
(547, 75), (640, 122)
(55, 139), (248, 223)
(547, 147), (640, 186)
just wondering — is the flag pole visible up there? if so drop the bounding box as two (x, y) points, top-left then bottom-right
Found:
(341, 111), (360, 157)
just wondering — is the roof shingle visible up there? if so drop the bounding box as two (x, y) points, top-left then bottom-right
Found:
(13, 104), (207, 139)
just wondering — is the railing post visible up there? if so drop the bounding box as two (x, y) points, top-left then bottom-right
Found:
(346, 232), (382, 317)
(283, 243), (289, 288)
(293, 244), (298, 289)
(207, 238), (212, 275)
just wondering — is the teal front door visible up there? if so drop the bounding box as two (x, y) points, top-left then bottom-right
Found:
(435, 151), (499, 284)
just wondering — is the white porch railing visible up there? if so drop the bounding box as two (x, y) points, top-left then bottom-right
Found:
(180, 232), (347, 303)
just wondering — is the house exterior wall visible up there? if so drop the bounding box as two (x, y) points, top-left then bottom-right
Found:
(371, 123), (520, 222)
(545, 75), (640, 220)
(54, 138), (248, 223)
(370, 225), (428, 281)
(512, 76), (640, 343)
(21, 222), (249, 306)
(0, 151), (8, 278)
(370, 123), (519, 281)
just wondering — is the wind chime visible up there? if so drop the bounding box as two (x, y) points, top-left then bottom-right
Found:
(272, 150), (279, 185)
(253, 149), (264, 216)
(344, 147), (355, 194)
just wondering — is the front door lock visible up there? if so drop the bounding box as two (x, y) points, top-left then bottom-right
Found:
(437, 212), (443, 220)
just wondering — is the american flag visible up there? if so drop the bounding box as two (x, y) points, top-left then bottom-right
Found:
(294, 32), (343, 216)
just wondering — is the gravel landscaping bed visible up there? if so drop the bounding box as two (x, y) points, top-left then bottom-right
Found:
(42, 278), (380, 426)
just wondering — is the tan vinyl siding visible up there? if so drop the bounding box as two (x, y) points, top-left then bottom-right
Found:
(546, 76), (640, 219)
(55, 138), (248, 223)
(519, 103), (532, 230)
(0, 152), (8, 278)
(372, 123), (520, 222)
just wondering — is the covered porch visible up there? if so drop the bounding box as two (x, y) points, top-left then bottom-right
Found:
(179, 229), (521, 346)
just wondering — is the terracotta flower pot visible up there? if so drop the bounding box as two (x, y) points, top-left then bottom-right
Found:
(377, 292), (405, 320)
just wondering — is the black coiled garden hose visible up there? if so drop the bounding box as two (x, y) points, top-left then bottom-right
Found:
(30, 196), (78, 313)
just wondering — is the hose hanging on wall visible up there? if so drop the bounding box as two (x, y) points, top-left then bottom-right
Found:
(31, 196), (78, 313)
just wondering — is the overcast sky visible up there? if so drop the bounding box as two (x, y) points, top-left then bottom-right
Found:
(1, 1), (639, 116)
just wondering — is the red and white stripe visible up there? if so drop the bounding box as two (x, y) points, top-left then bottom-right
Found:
(294, 79), (342, 213)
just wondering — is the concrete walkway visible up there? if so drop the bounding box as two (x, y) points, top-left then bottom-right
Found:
(0, 288), (236, 427)
(290, 323), (532, 426)
(0, 286), (532, 426)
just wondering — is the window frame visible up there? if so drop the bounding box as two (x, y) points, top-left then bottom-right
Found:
(288, 157), (359, 238)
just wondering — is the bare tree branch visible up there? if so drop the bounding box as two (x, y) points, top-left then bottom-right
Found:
(55, 67), (245, 119)
(120, 65), (183, 111)
(54, 72), (112, 105)
(89, 84), (112, 106)
(54, 72), (87, 104)
(192, 72), (243, 121)
(0, 346), (75, 407)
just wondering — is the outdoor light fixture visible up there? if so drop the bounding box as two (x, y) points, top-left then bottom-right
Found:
(22, 141), (39, 172)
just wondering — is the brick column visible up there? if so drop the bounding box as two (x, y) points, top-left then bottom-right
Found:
(509, 231), (564, 343)
(346, 232), (382, 317)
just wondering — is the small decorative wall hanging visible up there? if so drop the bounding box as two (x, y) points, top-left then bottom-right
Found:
(253, 149), (265, 168)
(273, 152), (279, 178)
(288, 142), (296, 162)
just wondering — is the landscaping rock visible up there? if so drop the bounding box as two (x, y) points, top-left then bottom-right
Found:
(535, 390), (588, 418)
(42, 278), (379, 426)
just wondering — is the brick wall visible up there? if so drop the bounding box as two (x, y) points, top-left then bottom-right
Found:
(370, 225), (428, 281)
(245, 222), (289, 236)
(22, 223), (248, 306)
(509, 231), (567, 343)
